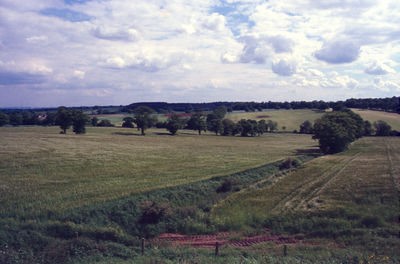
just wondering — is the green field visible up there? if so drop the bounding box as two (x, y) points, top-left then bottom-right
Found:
(0, 126), (316, 218)
(352, 108), (400, 130)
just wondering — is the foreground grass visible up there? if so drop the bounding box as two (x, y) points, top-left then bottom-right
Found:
(0, 126), (316, 218)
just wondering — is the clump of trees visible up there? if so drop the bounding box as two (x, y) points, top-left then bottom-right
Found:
(133, 106), (158, 135)
(55, 107), (89, 134)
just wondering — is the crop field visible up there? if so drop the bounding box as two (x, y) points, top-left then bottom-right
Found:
(226, 109), (326, 131)
(352, 109), (400, 130)
(0, 126), (316, 218)
(211, 137), (400, 256)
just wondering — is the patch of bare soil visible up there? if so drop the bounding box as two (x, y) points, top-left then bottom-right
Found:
(256, 115), (270, 118)
(153, 229), (300, 248)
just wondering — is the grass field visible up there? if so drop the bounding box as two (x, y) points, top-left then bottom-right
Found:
(352, 109), (400, 130)
(226, 109), (326, 131)
(0, 126), (316, 218)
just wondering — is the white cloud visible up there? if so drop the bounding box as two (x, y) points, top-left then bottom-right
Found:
(315, 39), (361, 64)
(365, 61), (396, 75)
(271, 58), (297, 76)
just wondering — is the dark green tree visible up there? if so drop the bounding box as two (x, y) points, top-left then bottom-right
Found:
(91, 117), (99, 126)
(71, 109), (89, 134)
(166, 114), (185, 135)
(122, 117), (135, 128)
(313, 111), (363, 154)
(133, 106), (157, 135)
(56, 107), (73, 134)
(0, 112), (9, 126)
(41, 112), (57, 126)
(187, 113), (207, 135)
(299, 120), (313, 134)
(208, 118), (223, 135)
(363, 120), (374, 136)
(97, 119), (114, 127)
(9, 112), (23, 126)
(267, 120), (278, 132)
(238, 119), (257, 137)
(374, 120), (391, 136)
(222, 119), (236, 136)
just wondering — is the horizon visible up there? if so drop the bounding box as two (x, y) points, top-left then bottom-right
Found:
(0, 0), (399, 107)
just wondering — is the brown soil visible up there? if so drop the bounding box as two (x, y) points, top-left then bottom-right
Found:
(153, 229), (300, 248)
(256, 115), (270, 118)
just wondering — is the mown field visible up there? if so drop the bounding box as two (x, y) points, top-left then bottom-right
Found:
(212, 136), (400, 257)
(0, 126), (316, 218)
(352, 108), (400, 130)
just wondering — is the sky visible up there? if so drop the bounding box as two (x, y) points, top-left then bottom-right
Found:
(0, 0), (399, 107)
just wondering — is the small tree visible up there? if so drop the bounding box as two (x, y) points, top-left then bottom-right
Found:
(267, 120), (278, 132)
(222, 119), (236, 136)
(133, 106), (157, 135)
(56, 107), (73, 134)
(9, 112), (23, 126)
(0, 112), (9, 126)
(97, 119), (114, 127)
(71, 109), (89, 134)
(363, 120), (374, 136)
(299, 120), (313, 134)
(187, 113), (207, 135)
(91, 117), (99, 127)
(122, 117), (135, 128)
(374, 120), (391, 136)
(166, 114), (185, 135)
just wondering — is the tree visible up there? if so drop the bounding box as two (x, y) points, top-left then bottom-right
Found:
(91, 117), (99, 127)
(222, 119), (236, 136)
(238, 119), (257, 137)
(0, 112), (9, 126)
(267, 120), (278, 132)
(71, 109), (89, 134)
(313, 111), (363, 154)
(56, 107), (73, 134)
(363, 120), (374, 136)
(374, 120), (391, 136)
(9, 112), (23, 126)
(299, 120), (313, 134)
(166, 114), (185, 135)
(122, 117), (135, 128)
(97, 119), (114, 127)
(187, 113), (206, 135)
(41, 112), (57, 126)
(133, 106), (157, 135)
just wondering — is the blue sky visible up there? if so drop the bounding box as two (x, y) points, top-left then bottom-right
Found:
(0, 0), (399, 107)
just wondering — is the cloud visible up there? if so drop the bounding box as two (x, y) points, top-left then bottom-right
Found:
(0, 72), (46, 85)
(239, 36), (272, 64)
(202, 13), (227, 31)
(271, 59), (297, 76)
(73, 70), (85, 79)
(267, 35), (294, 53)
(315, 39), (361, 64)
(93, 26), (140, 42)
(365, 62), (396, 75)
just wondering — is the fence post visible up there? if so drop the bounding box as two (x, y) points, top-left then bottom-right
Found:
(75, 232), (79, 240)
(283, 244), (287, 257)
(215, 241), (219, 256)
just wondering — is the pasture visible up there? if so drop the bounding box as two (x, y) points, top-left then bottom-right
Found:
(352, 108), (400, 130)
(0, 126), (316, 218)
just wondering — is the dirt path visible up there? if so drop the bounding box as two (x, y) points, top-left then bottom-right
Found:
(153, 229), (299, 248)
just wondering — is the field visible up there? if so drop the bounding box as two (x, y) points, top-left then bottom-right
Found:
(0, 126), (316, 218)
(352, 108), (400, 130)
(1, 109), (400, 263)
(226, 109), (326, 131)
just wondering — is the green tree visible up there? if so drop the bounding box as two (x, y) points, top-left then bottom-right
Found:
(299, 120), (313, 134)
(208, 118), (223, 135)
(122, 117), (135, 128)
(374, 120), (391, 136)
(363, 120), (374, 136)
(238, 119), (257, 137)
(56, 107), (73, 134)
(267, 120), (278, 132)
(186, 113), (206, 135)
(9, 112), (23, 126)
(0, 112), (9, 126)
(313, 111), (363, 154)
(222, 119), (236, 136)
(91, 117), (99, 127)
(133, 106), (157, 135)
(71, 109), (89, 134)
(97, 119), (114, 127)
(166, 114), (185, 135)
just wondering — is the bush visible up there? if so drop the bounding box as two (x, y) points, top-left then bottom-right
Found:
(279, 158), (301, 170)
(139, 201), (172, 224)
(216, 179), (233, 193)
(359, 215), (385, 228)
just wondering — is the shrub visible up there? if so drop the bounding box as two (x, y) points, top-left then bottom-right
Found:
(279, 158), (301, 170)
(216, 179), (233, 193)
(359, 215), (385, 228)
(139, 201), (172, 224)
